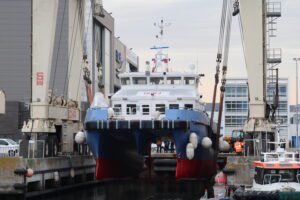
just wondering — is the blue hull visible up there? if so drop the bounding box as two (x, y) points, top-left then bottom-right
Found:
(84, 108), (218, 180)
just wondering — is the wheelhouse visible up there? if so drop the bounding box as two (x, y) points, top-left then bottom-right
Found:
(254, 151), (300, 185)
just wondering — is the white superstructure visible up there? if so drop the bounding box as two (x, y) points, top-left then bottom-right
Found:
(110, 72), (205, 120)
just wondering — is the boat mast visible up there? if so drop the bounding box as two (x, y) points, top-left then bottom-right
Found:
(151, 19), (171, 72)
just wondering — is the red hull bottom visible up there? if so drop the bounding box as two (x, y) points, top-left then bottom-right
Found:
(96, 157), (143, 180)
(96, 157), (216, 180)
(176, 158), (217, 179)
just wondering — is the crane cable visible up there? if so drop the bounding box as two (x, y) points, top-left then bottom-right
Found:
(216, 0), (233, 147)
(63, 0), (80, 98)
(50, 0), (67, 101)
(63, 1), (92, 104)
(210, 0), (228, 127)
(75, 2), (93, 103)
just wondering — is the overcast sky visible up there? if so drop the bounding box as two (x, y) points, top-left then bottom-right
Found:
(104, 0), (300, 104)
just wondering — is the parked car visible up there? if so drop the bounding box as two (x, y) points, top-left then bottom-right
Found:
(0, 138), (19, 157)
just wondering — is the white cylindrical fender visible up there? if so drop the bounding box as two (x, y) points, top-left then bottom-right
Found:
(189, 132), (198, 149)
(201, 137), (212, 149)
(186, 143), (194, 160)
(75, 131), (86, 144)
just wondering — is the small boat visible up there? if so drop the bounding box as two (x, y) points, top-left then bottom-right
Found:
(234, 127), (300, 200)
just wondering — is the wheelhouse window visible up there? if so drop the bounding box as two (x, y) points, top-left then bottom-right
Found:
(184, 104), (193, 110)
(142, 105), (150, 115)
(150, 77), (164, 85)
(184, 77), (195, 85)
(166, 77), (181, 85)
(156, 104), (166, 114)
(169, 104), (179, 109)
(113, 104), (122, 115)
(121, 77), (130, 85)
(133, 77), (147, 85)
(126, 104), (137, 115)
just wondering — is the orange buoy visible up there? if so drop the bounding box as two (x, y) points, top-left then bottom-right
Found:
(215, 171), (227, 185)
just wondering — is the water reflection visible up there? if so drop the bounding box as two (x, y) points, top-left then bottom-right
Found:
(28, 179), (205, 200)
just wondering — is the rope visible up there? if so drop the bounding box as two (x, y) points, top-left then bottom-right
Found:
(63, 0), (79, 98)
(223, 0), (233, 67)
(218, 0), (228, 55)
(76, 2), (93, 102)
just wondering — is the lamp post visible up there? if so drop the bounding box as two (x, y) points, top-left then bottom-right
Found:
(293, 58), (300, 149)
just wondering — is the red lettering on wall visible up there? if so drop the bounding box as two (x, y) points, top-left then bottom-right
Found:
(36, 72), (44, 86)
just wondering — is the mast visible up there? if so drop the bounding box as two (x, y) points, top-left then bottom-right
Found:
(151, 19), (171, 72)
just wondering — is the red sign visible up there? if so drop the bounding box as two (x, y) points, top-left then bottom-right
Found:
(36, 72), (44, 86)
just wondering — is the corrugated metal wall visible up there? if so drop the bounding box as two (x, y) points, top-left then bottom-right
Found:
(0, 0), (32, 102)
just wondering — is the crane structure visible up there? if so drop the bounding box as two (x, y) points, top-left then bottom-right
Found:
(238, 0), (277, 148)
(212, 0), (277, 154)
(21, 0), (90, 156)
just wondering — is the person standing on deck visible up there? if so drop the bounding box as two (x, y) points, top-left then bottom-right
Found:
(156, 137), (162, 153)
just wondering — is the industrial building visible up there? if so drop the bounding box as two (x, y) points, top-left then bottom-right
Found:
(222, 78), (289, 141)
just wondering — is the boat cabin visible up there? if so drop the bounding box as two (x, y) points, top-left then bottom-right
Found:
(253, 151), (300, 185)
(111, 72), (205, 120)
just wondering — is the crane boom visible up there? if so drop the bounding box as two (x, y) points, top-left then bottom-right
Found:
(239, 0), (266, 120)
(32, 0), (59, 103)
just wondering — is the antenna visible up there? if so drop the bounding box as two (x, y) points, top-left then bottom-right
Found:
(154, 19), (171, 41)
(151, 19), (172, 73)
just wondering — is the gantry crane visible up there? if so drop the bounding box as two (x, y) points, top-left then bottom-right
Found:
(21, 0), (104, 157)
(212, 0), (277, 155)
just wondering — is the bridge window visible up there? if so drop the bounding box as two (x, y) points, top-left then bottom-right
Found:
(166, 77), (181, 85)
(184, 104), (193, 110)
(142, 105), (150, 115)
(133, 77), (147, 85)
(156, 104), (165, 114)
(150, 77), (164, 85)
(113, 104), (121, 115)
(126, 104), (137, 115)
(184, 77), (195, 85)
(169, 104), (179, 109)
(121, 77), (130, 85)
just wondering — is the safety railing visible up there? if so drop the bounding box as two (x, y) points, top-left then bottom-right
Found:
(267, 2), (281, 17)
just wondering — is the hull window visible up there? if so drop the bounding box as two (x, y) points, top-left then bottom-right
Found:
(169, 104), (179, 109)
(156, 104), (166, 114)
(184, 104), (193, 110)
(127, 104), (137, 115)
(113, 104), (122, 115)
(142, 105), (150, 115)
(121, 77), (131, 85)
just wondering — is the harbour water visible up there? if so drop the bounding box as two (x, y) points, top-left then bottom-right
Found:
(27, 179), (207, 200)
